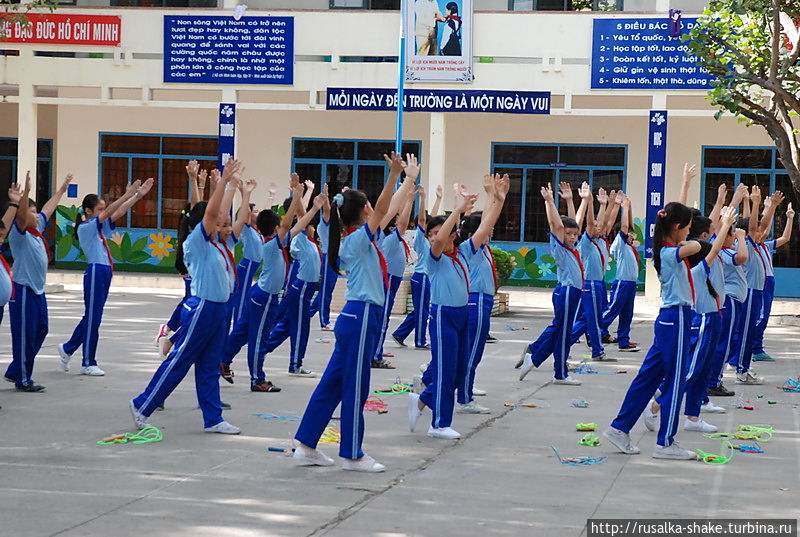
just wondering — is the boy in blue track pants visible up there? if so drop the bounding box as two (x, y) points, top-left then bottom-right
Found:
(518, 184), (583, 386)
(5, 172), (72, 393)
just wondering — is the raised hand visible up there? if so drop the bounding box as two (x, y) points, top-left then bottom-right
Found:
(719, 205), (738, 228)
(435, 184), (443, 199)
(125, 180), (141, 197)
(268, 182), (278, 198)
(540, 184), (554, 202)
(717, 183), (728, 201)
(559, 182), (573, 201)
(243, 179), (257, 194)
(734, 227), (747, 239)
(198, 169), (208, 190)
(787, 203), (795, 219)
(8, 182), (22, 204)
(321, 184), (331, 210)
(304, 180), (314, 193)
(614, 190), (624, 205)
(186, 160), (199, 180)
(494, 173), (510, 199)
(210, 168), (221, 187)
(458, 193), (478, 214)
(403, 153), (420, 181)
(683, 163), (697, 183)
(418, 184), (426, 197)
(484, 174), (494, 194)
(137, 178), (154, 197)
(290, 173), (301, 190)
(313, 192), (327, 209)
(578, 182), (591, 199)
(60, 173), (74, 192)
(770, 190), (785, 207)
(597, 188), (609, 205)
(383, 151), (406, 175)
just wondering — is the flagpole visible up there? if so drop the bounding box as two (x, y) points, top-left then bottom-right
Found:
(395, 0), (407, 155)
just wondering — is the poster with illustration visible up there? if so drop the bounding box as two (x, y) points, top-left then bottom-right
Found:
(404, 0), (473, 83)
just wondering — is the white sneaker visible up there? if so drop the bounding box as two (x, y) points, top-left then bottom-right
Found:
(519, 349), (535, 381)
(408, 393), (422, 432)
(418, 363), (428, 375)
(652, 441), (698, 460)
(684, 419), (717, 433)
(129, 400), (151, 430)
(204, 421), (241, 435)
(643, 400), (658, 432)
(289, 368), (318, 378)
(603, 427), (640, 454)
(700, 402), (726, 414)
(457, 402), (490, 414)
(736, 371), (764, 385)
(412, 375), (425, 394)
(81, 365), (105, 376)
(292, 444), (334, 467)
(552, 376), (581, 386)
(427, 426), (461, 439)
(342, 455), (386, 473)
(472, 388), (487, 396)
(58, 344), (71, 372)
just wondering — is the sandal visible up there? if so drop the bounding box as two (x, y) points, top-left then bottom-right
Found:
(251, 380), (282, 392)
(371, 359), (396, 369)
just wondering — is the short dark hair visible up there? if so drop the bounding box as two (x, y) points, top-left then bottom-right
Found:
(561, 216), (579, 229)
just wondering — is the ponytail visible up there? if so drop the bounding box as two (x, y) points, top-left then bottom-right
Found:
(652, 202), (693, 275)
(75, 194), (101, 239)
(327, 189), (368, 273)
(175, 202), (206, 275)
(687, 239), (718, 301)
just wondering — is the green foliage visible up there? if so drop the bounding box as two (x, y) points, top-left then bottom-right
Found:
(107, 233), (150, 264)
(491, 247), (514, 288)
(683, 0), (800, 190)
(1, 0), (58, 29)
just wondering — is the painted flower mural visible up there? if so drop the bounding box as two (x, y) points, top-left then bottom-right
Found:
(147, 233), (174, 260)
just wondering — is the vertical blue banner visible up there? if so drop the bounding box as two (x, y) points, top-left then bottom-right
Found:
(645, 110), (668, 258)
(218, 103), (236, 171)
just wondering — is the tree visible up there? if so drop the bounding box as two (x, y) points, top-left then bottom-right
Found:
(684, 0), (800, 193)
(1, 0), (57, 39)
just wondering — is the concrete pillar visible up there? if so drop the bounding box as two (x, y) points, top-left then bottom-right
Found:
(17, 78), (38, 195)
(427, 112), (446, 209)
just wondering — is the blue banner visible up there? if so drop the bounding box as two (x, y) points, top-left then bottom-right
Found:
(645, 110), (668, 258)
(326, 88), (550, 114)
(218, 103), (236, 171)
(164, 16), (293, 85)
(591, 18), (714, 90)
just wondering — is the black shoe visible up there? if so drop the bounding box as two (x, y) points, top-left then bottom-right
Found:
(602, 334), (618, 344)
(4, 374), (15, 384)
(251, 380), (281, 392)
(619, 344), (640, 352)
(486, 334), (498, 344)
(221, 401), (232, 409)
(585, 336), (592, 348)
(16, 383), (45, 393)
(392, 334), (407, 348)
(157, 403), (165, 411)
(707, 385), (735, 397)
(371, 359), (396, 369)
(220, 363), (234, 384)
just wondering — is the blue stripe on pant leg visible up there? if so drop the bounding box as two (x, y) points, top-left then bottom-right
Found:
(752, 276), (774, 354)
(350, 302), (370, 458)
(738, 289), (763, 373)
(83, 265), (111, 367)
(392, 273), (422, 342)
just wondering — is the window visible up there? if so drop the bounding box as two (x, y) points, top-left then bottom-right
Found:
(509, 0), (622, 10)
(291, 138), (422, 206)
(491, 143), (626, 243)
(99, 134), (217, 230)
(330, 0), (400, 8)
(701, 146), (800, 269)
(0, 138), (53, 211)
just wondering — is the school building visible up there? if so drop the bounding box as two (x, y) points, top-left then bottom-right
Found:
(1, 2), (798, 296)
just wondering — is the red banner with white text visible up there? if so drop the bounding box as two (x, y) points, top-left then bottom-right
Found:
(0, 14), (121, 46)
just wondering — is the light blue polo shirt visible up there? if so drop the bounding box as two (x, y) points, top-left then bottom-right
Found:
(318, 217), (330, 255)
(611, 233), (639, 282)
(719, 248), (748, 302)
(77, 217), (115, 266)
(659, 246), (694, 308)
(183, 223), (232, 303)
(257, 234), (287, 295)
(428, 249), (469, 307)
(743, 237), (766, 291)
(290, 231), (321, 283)
(0, 261), (11, 306)
(378, 228), (408, 279)
(239, 224), (263, 263)
(341, 223), (385, 306)
(578, 232), (605, 282)
(759, 240), (776, 277)
(459, 237), (495, 296)
(413, 225), (431, 275)
(9, 213), (49, 295)
(550, 233), (583, 290)
(692, 259), (724, 315)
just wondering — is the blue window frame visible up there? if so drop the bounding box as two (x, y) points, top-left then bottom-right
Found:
(491, 142), (627, 243)
(0, 138), (53, 208)
(98, 133), (217, 231)
(701, 145), (799, 271)
(291, 138), (422, 205)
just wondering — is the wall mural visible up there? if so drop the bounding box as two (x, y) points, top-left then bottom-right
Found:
(55, 205), (645, 287)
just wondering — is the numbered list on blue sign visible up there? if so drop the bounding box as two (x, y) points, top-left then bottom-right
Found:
(164, 16), (293, 85)
(591, 18), (714, 90)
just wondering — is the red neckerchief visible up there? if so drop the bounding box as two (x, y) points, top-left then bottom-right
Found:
(753, 240), (768, 283)
(623, 234), (640, 268)
(26, 226), (52, 263)
(247, 223), (263, 241)
(397, 229), (411, 261)
(0, 255), (13, 299)
(588, 234), (605, 269)
(714, 254), (723, 314)
(211, 239), (238, 287)
(443, 249), (469, 292)
(663, 241), (695, 303)
(276, 235), (290, 284)
(480, 242), (498, 292)
(446, 14), (461, 21)
(308, 234), (323, 260)
(96, 221), (114, 269)
(564, 240), (585, 286)
(344, 225), (389, 289)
